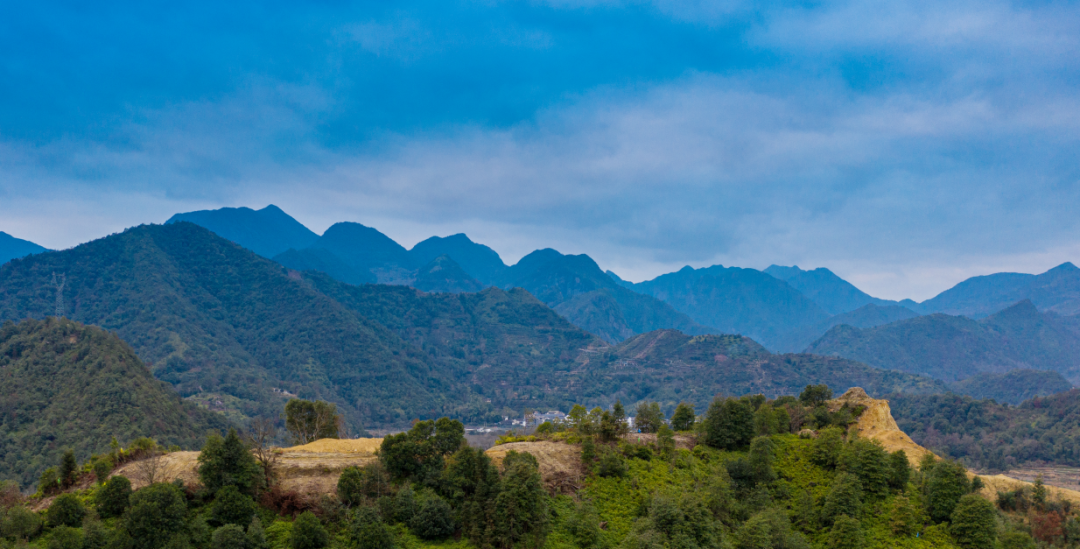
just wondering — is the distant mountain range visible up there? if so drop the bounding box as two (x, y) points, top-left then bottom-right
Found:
(167, 205), (319, 258)
(0, 222), (953, 431)
(911, 262), (1080, 317)
(807, 300), (1080, 383)
(0, 231), (48, 265)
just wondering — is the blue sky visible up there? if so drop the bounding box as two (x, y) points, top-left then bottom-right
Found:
(2, 0), (1079, 299)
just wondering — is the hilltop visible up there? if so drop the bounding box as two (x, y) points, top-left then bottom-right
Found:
(0, 318), (228, 487)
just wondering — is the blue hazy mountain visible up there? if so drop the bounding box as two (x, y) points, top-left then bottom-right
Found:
(0, 231), (48, 265)
(409, 234), (506, 285)
(412, 255), (485, 294)
(631, 265), (829, 351)
(496, 249), (715, 343)
(308, 222), (418, 285)
(273, 247), (377, 285)
(606, 270), (635, 289)
(166, 205), (319, 258)
(772, 303), (921, 353)
(763, 264), (896, 315)
(915, 262), (1080, 317)
(807, 299), (1080, 383)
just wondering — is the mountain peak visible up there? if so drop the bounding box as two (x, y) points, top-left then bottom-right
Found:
(166, 205), (319, 258)
(0, 231), (49, 265)
(409, 233), (505, 284)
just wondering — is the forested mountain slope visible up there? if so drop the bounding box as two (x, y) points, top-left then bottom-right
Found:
(494, 250), (714, 343)
(807, 300), (1080, 382)
(764, 265), (895, 315)
(632, 265), (829, 350)
(0, 222), (479, 427)
(409, 234), (507, 285)
(0, 318), (228, 487)
(772, 303), (920, 353)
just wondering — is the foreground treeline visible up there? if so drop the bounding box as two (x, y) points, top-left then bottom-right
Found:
(1, 387), (1077, 549)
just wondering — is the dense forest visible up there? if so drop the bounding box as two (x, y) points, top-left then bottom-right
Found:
(0, 318), (228, 487)
(890, 390), (1080, 471)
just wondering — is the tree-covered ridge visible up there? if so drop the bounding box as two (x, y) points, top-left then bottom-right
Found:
(0, 222), (469, 427)
(890, 390), (1080, 471)
(0, 231), (48, 266)
(0, 318), (229, 487)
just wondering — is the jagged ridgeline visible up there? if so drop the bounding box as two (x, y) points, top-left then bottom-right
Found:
(0, 318), (228, 487)
(0, 222), (944, 431)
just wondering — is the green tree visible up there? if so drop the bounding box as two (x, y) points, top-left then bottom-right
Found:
(670, 403), (696, 431)
(826, 515), (863, 549)
(596, 449), (628, 478)
(634, 402), (664, 434)
(38, 467), (60, 495)
(821, 473), (862, 526)
(95, 475), (133, 518)
(612, 401), (629, 436)
(841, 439), (890, 501)
(389, 486), (417, 524)
(59, 449), (78, 488)
(349, 507), (393, 549)
(747, 437), (777, 485)
(83, 514), (109, 549)
(792, 490), (817, 533)
(211, 524), (248, 549)
(491, 450), (549, 548)
(565, 502), (604, 549)
(210, 485), (257, 527)
(380, 418), (464, 482)
(198, 429), (261, 495)
(1, 505), (42, 541)
(47, 525), (83, 549)
(889, 495), (919, 536)
(799, 385), (832, 407)
(284, 399), (341, 444)
(703, 398), (754, 450)
(47, 493), (86, 528)
(927, 460), (971, 523)
(1032, 475), (1047, 509)
(949, 494), (996, 549)
(93, 457), (113, 485)
(124, 482), (188, 549)
(889, 450), (911, 490)
(753, 405), (779, 436)
(337, 466), (366, 506)
(443, 446), (500, 545)
(290, 511), (329, 549)
(657, 424), (676, 460)
(409, 497), (455, 540)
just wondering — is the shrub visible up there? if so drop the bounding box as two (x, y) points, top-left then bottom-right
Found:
(38, 467), (60, 495)
(350, 507), (394, 549)
(95, 475), (133, 518)
(290, 511), (328, 549)
(124, 482), (188, 549)
(210, 485), (257, 527)
(810, 428), (844, 469)
(410, 496), (455, 540)
(48, 525), (83, 549)
(47, 493), (86, 528)
(998, 531), (1037, 549)
(337, 463), (391, 506)
(248, 517), (269, 549)
(596, 450), (628, 478)
(734, 508), (808, 549)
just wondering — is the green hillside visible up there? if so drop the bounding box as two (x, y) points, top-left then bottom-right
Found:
(890, 390), (1080, 471)
(0, 318), (228, 487)
(411, 255), (484, 294)
(807, 300), (1080, 382)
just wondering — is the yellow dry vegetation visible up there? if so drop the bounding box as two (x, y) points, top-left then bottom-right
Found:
(832, 387), (1080, 505)
(285, 438), (382, 454)
(485, 441), (581, 481)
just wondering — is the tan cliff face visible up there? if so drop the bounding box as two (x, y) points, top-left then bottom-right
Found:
(832, 387), (1080, 505)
